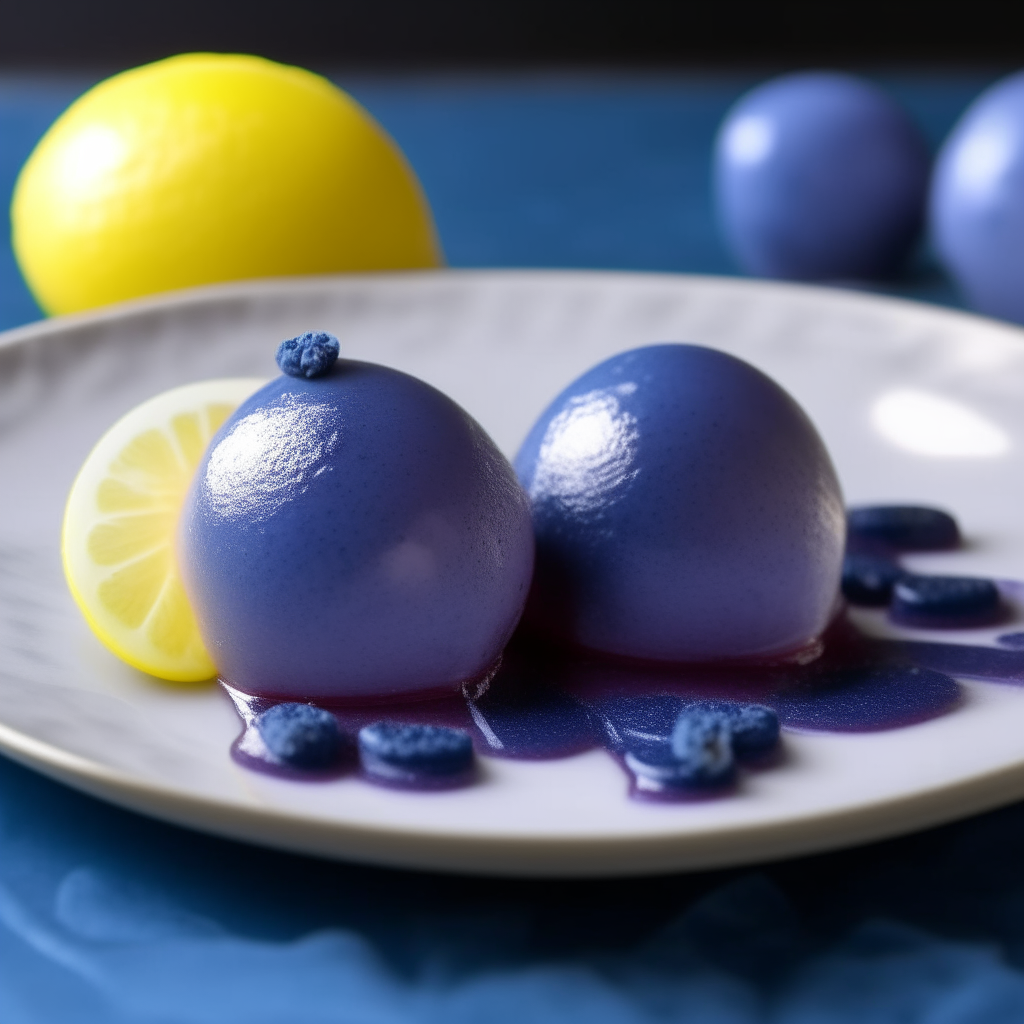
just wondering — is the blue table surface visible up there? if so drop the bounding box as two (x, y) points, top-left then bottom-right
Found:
(3, 71), (1024, 1023)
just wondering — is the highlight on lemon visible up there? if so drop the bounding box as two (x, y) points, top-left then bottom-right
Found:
(62, 378), (265, 681)
(12, 52), (441, 316)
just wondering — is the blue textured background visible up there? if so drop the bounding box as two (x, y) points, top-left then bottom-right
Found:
(3, 71), (1023, 1023)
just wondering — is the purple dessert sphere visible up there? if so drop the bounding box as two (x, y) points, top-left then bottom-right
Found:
(179, 359), (534, 700)
(930, 71), (1024, 323)
(513, 344), (845, 663)
(714, 72), (929, 281)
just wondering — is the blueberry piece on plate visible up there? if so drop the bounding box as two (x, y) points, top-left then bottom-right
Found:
(622, 743), (702, 791)
(255, 703), (345, 769)
(841, 553), (904, 606)
(624, 709), (734, 789)
(684, 701), (781, 759)
(847, 506), (960, 551)
(624, 737), (734, 791)
(275, 330), (340, 379)
(890, 574), (1001, 627)
(358, 722), (474, 783)
(726, 703), (781, 757)
(997, 631), (1024, 649)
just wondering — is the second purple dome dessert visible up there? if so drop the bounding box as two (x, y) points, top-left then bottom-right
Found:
(514, 344), (845, 663)
(179, 333), (534, 701)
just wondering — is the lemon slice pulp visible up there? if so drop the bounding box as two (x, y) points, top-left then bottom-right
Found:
(63, 378), (265, 681)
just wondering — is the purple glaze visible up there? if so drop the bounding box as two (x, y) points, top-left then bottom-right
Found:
(223, 607), (1024, 797)
(772, 666), (962, 732)
(180, 359), (535, 700)
(513, 344), (846, 663)
(874, 639), (1024, 684)
(467, 683), (596, 760)
(714, 72), (929, 280)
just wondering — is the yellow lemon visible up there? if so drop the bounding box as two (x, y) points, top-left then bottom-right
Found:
(12, 53), (441, 316)
(63, 378), (265, 681)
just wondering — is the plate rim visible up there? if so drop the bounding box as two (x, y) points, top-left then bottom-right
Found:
(5, 267), (1024, 878)
(3, 266), (1019, 357)
(5, 711), (1024, 878)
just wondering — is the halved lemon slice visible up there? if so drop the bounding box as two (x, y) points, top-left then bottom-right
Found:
(63, 378), (265, 681)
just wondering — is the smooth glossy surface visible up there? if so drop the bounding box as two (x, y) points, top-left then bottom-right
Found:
(180, 359), (534, 700)
(772, 665), (962, 732)
(932, 71), (1024, 323)
(514, 344), (845, 662)
(715, 72), (929, 280)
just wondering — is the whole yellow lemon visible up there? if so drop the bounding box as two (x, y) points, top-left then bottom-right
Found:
(11, 53), (441, 316)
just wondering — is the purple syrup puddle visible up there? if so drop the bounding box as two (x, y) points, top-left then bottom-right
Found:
(223, 606), (1024, 799)
(223, 506), (1024, 801)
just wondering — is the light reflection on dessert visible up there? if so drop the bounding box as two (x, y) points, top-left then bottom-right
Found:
(204, 397), (340, 520)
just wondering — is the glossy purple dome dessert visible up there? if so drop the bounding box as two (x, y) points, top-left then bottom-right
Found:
(514, 343), (845, 663)
(179, 334), (534, 701)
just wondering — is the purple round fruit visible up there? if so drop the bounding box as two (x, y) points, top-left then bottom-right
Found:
(179, 358), (534, 700)
(714, 72), (929, 281)
(513, 344), (845, 663)
(930, 72), (1024, 323)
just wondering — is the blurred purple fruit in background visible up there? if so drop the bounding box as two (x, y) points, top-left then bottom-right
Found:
(714, 72), (930, 281)
(931, 71), (1024, 324)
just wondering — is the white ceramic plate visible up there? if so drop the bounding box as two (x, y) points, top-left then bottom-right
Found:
(4, 269), (1024, 878)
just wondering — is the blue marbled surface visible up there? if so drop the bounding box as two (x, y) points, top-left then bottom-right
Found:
(2, 71), (1020, 1023)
